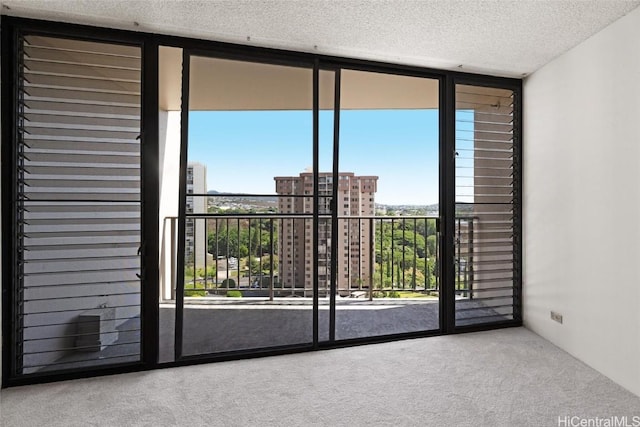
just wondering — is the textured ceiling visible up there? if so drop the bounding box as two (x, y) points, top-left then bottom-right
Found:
(2, 0), (639, 77)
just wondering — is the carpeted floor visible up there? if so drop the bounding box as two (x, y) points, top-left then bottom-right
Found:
(2, 327), (639, 426)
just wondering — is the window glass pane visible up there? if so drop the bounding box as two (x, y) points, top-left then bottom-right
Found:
(335, 70), (440, 340)
(181, 56), (314, 356)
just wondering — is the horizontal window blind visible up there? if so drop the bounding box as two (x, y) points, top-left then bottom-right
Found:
(16, 35), (143, 374)
(454, 84), (520, 326)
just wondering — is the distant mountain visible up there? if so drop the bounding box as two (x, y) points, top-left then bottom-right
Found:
(377, 203), (439, 210)
(207, 190), (277, 202)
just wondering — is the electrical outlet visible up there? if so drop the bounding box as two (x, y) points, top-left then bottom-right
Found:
(550, 311), (563, 324)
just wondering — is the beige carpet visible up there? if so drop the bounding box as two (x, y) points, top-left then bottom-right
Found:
(2, 327), (639, 426)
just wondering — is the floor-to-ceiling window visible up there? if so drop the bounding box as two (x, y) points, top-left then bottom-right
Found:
(1, 17), (521, 385)
(3, 33), (144, 378)
(170, 57), (445, 359)
(453, 83), (521, 327)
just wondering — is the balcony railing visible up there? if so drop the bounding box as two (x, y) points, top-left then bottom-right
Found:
(160, 214), (476, 301)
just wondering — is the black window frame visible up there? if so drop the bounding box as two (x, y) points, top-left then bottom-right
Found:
(1, 15), (522, 387)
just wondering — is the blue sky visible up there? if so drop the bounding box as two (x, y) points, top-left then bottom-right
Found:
(188, 109), (440, 205)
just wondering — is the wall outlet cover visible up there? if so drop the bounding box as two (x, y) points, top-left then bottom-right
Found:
(550, 311), (563, 324)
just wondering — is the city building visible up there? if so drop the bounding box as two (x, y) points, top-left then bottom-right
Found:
(275, 172), (378, 294)
(186, 162), (208, 269)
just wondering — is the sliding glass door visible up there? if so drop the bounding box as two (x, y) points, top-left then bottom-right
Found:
(174, 54), (447, 358)
(330, 69), (441, 340)
(176, 53), (317, 357)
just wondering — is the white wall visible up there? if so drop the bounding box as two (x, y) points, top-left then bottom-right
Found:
(158, 110), (181, 300)
(523, 6), (640, 396)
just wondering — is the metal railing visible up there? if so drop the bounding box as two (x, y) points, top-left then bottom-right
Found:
(160, 214), (476, 301)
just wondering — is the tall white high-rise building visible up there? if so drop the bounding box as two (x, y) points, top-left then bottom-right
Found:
(186, 162), (208, 269)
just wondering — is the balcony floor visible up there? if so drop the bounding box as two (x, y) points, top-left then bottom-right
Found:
(158, 297), (506, 361)
(160, 298), (440, 360)
(28, 297), (507, 372)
